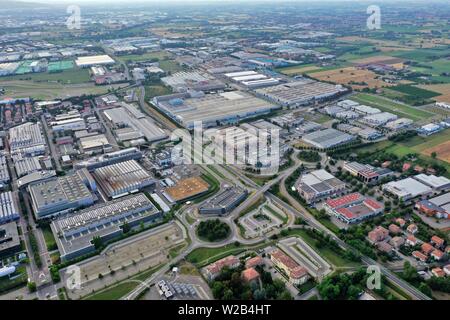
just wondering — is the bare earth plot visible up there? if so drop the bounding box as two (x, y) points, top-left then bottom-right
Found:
(63, 222), (186, 299)
(309, 67), (393, 90)
(422, 140), (450, 163)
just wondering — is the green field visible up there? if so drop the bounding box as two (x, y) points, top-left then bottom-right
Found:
(144, 84), (172, 100)
(389, 85), (440, 99)
(41, 225), (57, 251)
(2, 68), (90, 84)
(350, 93), (434, 121)
(285, 229), (359, 268)
(47, 60), (74, 72)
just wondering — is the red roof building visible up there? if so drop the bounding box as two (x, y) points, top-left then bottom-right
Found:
(245, 256), (264, 269)
(241, 268), (260, 283)
(422, 243), (435, 255)
(431, 235), (445, 248)
(368, 226), (389, 243)
(388, 224), (401, 235)
(412, 251), (427, 262)
(432, 267), (445, 278)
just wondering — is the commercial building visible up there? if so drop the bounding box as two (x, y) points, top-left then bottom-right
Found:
(102, 104), (167, 143)
(382, 177), (432, 201)
(270, 249), (309, 285)
(92, 160), (155, 199)
(302, 128), (355, 149)
(51, 193), (161, 261)
(199, 187), (248, 215)
(255, 79), (345, 107)
(74, 147), (142, 171)
(8, 122), (46, 156)
(164, 176), (209, 203)
(324, 192), (384, 224)
(153, 91), (278, 129)
(0, 192), (20, 225)
(75, 55), (115, 68)
(204, 255), (240, 280)
(0, 221), (21, 258)
(28, 171), (95, 218)
(342, 161), (393, 184)
(296, 169), (346, 203)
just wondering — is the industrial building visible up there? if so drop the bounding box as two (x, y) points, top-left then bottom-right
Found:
(361, 112), (398, 126)
(0, 221), (21, 258)
(92, 160), (155, 199)
(342, 161), (393, 184)
(50, 117), (86, 132)
(164, 176), (209, 202)
(153, 91), (278, 129)
(0, 154), (10, 185)
(74, 147), (142, 171)
(102, 103), (167, 143)
(324, 192), (384, 224)
(8, 122), (46, 156)
(223, 70), (280, 89)
(296, 169), (346, 203)
(382, 178), (433, 201)
(0, 192), (20, 225)
(75, 55), (115, 68)
(199, 187), (248, 215)
(255, 79), (346, 107)
(12, 155), (42, 177)
(415, 192), (450, 219)
(28, 171), (95, 218)
(161, 71), (225, 92)
(79, 134), (112, 155)
(414, 174), (450, 191)
(302, 128), (355, 149)
(51, 193), (161, 261)
(384, 118), (414, 131)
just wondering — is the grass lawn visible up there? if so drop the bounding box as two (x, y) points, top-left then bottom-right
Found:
(168, 242), (188, 259)
(286, 229), (359, 268)
(0, 265), (28, 294)
(186, 243), (246, 266)
(41, 224), (57, 251)
(351, 93), (434, 121)
(144, 84), (172, 100)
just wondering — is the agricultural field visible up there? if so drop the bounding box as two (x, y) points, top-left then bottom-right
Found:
(350, 93), (435, 121)
(276, 64), (321, 76)
(309, 67), (392, 90)
(418, 84), (450, 103)
(350, 55), (406, 70)
(381, 85), (441, 105)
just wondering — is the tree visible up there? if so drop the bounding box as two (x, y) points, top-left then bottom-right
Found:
(92, 236), (103, 250)
(27, 281), (37, 293)
(431, 152), (437, 159)
(419, 282), (432, 297)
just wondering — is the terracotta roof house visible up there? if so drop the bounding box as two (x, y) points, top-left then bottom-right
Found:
(407, 224), (418, 234)
(422, 243), (435, 255)
(412, 251), (427, 262)
(432, 267), (445, 278)
(431, 235), (445, 248)
(245, 256), (265, 269)
(241, 268), (260, 283)
(389, 224), (401, 235)
(368, 226), (389, 243)
(406, 235), (418, 246)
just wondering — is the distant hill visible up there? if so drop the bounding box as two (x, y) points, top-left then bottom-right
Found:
(0, 0), (51, 9)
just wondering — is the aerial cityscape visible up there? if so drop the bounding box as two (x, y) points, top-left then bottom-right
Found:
(0, 0), (450, 306)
